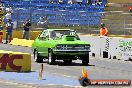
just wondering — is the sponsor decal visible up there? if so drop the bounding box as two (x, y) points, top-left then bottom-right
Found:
(119, 40), (132, 47)
(118, 40), (132, 58)
(0, 54), (23, 71)
(78, 68), (131, 87)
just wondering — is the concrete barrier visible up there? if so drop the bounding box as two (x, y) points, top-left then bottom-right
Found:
(1, 30), (132, 40)
(110, 37), (132, 60)
(87, 36), (132, 61)
(9, 38), (34, 47)
(0, 50), (31, 72)
(2, 30), (23, 39)
(2, 30), (41, 40)
(30, 31), (41, 40)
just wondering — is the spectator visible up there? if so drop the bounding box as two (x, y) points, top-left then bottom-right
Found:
(68, 0), (73, 4)
(37, 16), (48, 30)
(4, 7), (13, 23)
(23, 19), (31, 40)
(98, 0), (102, 5)
(5, 7), (13, 14)
(5, 12), (12, 20)
(49, 0), (59, 4)
(43, 16), (48, 30)
(95, 0), (100, 5)
(87, 0), (92, 5)
(49, 0), (54, 3)
(0, 5), (4, 10)
(37, 17), (44, 27)
(76, 0), (82, 5)
(0, 24), (3, 43)
(99, 23), (108, 36)
(59, 0), (64, 4)
(5, 19), (13, 44)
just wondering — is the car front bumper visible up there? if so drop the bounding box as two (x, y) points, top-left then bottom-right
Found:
(53, 50), (90, 55)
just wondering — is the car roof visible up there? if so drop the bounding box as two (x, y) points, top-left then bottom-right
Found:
(46, 29), (72, 31)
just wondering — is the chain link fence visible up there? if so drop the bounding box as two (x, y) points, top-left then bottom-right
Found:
(10, 7), (102, 31)
(101, 11), (132, 35)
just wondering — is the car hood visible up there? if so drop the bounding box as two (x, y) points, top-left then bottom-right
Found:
(50, 35), (90, 45)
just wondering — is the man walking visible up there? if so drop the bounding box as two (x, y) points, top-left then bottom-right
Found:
(23, 19), (31, 40)
(5, 19), (13, 43)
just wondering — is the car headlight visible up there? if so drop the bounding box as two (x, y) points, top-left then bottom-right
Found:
(84, 44), (90, 49)
(56, 45), (62, 49)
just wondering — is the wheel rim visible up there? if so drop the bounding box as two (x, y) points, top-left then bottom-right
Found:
(48, 52), (52, 63)
(34, 51), (37, 62)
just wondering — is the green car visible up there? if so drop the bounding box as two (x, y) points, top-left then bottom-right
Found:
(32, 29), (90, 65)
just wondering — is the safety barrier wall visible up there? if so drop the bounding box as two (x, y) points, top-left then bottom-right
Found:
(2, 30), (41, 40)
(9, 38), (34, 47)
(86, 36), (132, 61)
(0, 50), (31, 72)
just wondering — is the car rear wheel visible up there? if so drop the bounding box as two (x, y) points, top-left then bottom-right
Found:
(82, 54), (89, 66)
(48, 50), (55, 65)
(63, 60), (72, 64)
(34, 50), (43, 63)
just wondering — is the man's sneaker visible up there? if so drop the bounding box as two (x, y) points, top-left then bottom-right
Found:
(4, 41), (8, 44)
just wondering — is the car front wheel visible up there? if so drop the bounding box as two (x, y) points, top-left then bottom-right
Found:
(48, 50), (55, 65)
(81, 54), (89, 66)
(34, 50), (43, 63)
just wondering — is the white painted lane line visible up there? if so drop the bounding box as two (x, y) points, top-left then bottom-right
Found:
(0, 80), (37, 88)
(34, 70), (77, 79)
(47, 84), (82, 88)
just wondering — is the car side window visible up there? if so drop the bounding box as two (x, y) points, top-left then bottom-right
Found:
(70, 32), (75, 35)
(39, 31), (49, 40)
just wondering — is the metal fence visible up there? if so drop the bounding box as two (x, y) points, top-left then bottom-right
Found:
(10, 8), (102, 30)
(101, 11), (132, 35)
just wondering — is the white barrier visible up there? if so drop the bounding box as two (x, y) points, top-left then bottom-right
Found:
(87, 36), (102, 58)
(111, 38), (132, 60)
(86, 36), (132, 61)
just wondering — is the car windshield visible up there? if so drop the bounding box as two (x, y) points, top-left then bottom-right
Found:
(49, 30), (77, 39)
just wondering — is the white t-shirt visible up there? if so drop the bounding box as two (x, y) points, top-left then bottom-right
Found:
(5, 13), (12, 19)
(5, 7), (13, 13)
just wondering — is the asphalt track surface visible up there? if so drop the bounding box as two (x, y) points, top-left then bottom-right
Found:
(0, 35), (132, 88)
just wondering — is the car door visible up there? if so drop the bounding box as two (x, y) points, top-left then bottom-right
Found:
(37, 30), (49, 57)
